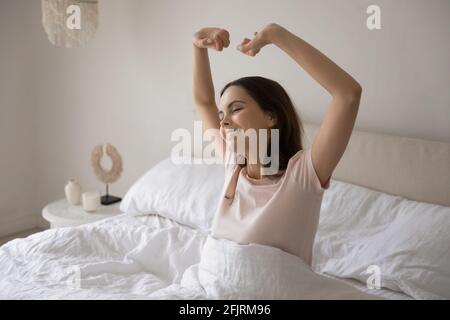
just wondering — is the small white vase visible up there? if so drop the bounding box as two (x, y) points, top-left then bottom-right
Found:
(65, 179), (81, 205)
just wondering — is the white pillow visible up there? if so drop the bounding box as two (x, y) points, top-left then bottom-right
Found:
(120, 157), (224, 231)
(312, 180), (450, 300)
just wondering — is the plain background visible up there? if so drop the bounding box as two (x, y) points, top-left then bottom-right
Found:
(0, 0), (449, 236)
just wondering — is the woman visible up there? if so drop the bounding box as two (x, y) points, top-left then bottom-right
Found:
(192, 23), (361, 267)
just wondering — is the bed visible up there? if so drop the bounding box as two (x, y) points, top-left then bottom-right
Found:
(1, 122), (449, 300)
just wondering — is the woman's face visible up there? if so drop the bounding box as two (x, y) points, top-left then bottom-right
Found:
(219, 85), (273, 131)
(218, 85), (276, 159)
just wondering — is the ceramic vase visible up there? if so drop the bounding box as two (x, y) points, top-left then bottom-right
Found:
(65, 179), (81, 205)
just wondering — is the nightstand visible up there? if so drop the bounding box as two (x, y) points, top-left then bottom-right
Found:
(42, 198), (123, 229)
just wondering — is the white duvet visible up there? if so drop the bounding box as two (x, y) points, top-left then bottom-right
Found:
(0, 213), (380, 300)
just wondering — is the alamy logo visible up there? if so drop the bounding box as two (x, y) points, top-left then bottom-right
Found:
(171, 121), (280, 175)
(365, 265), (381, 290)
(366, 5), (381, 30)
(45, 265), (81, 289)
(66, 4), (81, 30)
(65, 265), (81, 289)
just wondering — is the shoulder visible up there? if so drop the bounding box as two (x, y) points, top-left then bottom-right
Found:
(286, 148), (331, 193)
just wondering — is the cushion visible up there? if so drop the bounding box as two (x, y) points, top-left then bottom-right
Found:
(313, 180), (450, 299)
(120, 157), (224, 231)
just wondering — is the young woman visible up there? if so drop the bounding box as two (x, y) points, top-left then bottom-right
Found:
(192, 23), (362, 267)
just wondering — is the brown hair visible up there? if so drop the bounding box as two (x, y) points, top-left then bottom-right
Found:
(220, 76), (304, 171)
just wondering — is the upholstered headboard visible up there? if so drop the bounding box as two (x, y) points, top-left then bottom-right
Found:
(302, 122), (450, 207)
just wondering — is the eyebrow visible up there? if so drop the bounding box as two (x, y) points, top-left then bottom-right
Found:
(218, 100), (246, 115)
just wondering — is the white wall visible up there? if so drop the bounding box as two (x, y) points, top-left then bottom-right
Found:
(0, 0), (449, 236)
(0, 1), (38, 235)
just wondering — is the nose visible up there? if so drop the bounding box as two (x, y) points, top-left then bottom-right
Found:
(220, 115), (231, 128)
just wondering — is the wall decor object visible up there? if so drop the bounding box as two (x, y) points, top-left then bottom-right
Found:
(90, 143), (123, 205)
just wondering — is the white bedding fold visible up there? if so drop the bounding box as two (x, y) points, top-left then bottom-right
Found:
(0, 213), (380, 300)
(185, 236), (380, 299)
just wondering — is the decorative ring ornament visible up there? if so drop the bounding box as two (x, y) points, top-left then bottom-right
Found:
(90, 143), (123, 184)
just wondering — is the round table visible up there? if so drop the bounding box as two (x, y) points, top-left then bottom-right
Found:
(42, 198), (123, 228)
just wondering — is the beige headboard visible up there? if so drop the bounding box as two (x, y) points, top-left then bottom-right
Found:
(302, 122), (450, 207)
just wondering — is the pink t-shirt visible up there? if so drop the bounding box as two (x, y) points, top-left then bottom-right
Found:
(210, 145), (331, 266)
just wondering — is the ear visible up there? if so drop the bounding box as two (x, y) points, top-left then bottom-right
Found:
(265, 112), (277, 128)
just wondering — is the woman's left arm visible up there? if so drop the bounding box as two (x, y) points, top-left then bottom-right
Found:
(238, 23), (362, 188)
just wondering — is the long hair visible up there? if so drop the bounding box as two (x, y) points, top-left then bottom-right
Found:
(220, 76), (304, 171)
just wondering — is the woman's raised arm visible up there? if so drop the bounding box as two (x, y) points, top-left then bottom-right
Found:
(237, 23), (362, 188)
(192, 27), (230, 160)
(192, 28), (230, 129)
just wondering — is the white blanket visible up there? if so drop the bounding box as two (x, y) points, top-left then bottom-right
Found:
(0, 213), (380, 300)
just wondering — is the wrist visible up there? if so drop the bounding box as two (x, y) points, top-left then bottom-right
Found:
(263, 23), (284, 44)
(193, 42), (206, 51)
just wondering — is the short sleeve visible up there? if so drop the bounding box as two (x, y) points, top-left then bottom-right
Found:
(288, 148), (331, 194)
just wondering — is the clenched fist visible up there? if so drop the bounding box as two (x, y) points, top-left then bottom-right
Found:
(192, 27), (230, 51)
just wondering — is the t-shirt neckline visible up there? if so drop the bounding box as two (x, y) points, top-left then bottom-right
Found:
(240, 166), (286, 186)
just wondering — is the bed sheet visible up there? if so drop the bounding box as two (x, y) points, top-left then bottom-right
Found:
(0, 213), (401, 300)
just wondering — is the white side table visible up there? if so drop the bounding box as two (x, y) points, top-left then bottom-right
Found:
(42, 198), (123, 229)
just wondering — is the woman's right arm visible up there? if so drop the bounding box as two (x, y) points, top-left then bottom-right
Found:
(192, 27), (230, 160)
(192, 45), (219, 128)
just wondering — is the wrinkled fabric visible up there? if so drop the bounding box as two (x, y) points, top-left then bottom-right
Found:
(0, 213), (378, 300)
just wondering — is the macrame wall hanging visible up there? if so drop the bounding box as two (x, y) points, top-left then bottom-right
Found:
(41, 0), (98, 48)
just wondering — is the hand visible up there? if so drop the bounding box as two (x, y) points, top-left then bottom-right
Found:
(236, 23), (280, 57)
(192, 27), (230, 51)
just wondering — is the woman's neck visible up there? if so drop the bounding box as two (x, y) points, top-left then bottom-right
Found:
(246, 163), (263, 180)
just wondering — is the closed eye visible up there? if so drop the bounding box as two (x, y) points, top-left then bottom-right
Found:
(218, 106), (242, 120)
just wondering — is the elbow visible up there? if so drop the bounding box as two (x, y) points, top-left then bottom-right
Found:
(351, 84), (362, 107)
(346, 82), (362, 101)
(352, 83), (362, 99)
(335, 83), (362, 107)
